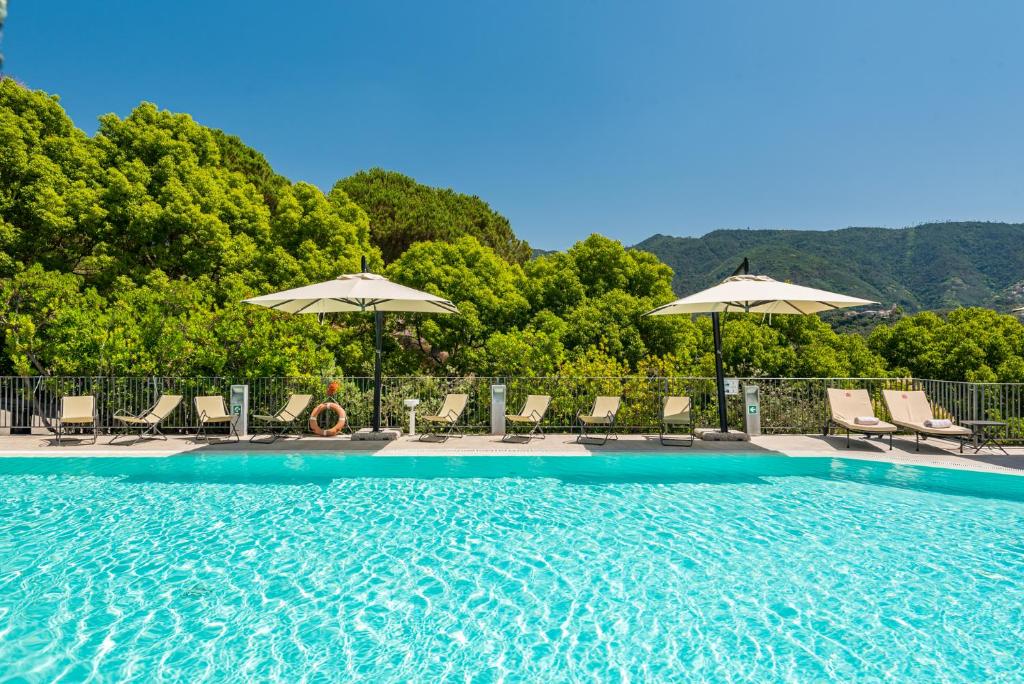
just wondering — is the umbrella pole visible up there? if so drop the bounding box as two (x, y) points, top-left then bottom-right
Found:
(373, 311), (383, 432)
(711, 312), (729, 433)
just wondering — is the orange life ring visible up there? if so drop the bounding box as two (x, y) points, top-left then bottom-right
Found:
(309, 402), (346, 436)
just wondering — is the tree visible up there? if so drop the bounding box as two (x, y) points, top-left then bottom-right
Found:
(385, 237), (530, 372)
(0, 84), (379, 377)
(0, 265), (106, 375)
(335, 168), (531, 264)
(868, 308), (1024, 381)
(0, 81), (106, 279)
(4, 82), (1024, 385)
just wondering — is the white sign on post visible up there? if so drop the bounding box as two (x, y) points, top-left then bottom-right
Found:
(723, 377), (740, 396)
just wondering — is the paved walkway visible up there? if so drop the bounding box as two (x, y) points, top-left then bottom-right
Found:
(0, 432), (1021, 476)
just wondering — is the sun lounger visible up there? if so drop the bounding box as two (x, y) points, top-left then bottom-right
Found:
(660, 395), (694, 446)
(419, 393), (469, 441)
(111, 394), (183, 445)
(250, 394), (314, 443)
(55, 395), (97, 445)
(577, 396), (622, 445)
(194, 395), (240, 443)
(881, 389), (972, 452)
(826, 388), (897, 450)
(503, 394), (551, 442)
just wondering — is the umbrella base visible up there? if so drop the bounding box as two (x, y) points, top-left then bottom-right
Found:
(695, 428), (750, 442)
(351, 428), (402, 442)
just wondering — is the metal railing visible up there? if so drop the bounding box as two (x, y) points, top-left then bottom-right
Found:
(1, 375), (1022, 442)
(0, 376), (233, 434)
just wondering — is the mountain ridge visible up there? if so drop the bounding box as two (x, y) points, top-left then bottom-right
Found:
(632, 222), (1024, 312)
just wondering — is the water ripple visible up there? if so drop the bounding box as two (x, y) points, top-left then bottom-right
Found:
(0, 454), (1022, 681)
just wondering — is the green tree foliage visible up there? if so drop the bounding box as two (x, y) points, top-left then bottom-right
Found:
(0, 81), (378, 377)
(382, 234), (697, 376)
(335, 168), (531, 265)
(868, 308), (1024, 382)
(385, 236), (531, 373)
(3, 82), (1024, 385)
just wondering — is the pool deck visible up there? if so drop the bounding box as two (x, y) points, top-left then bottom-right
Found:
(0, 431), (1021, 476)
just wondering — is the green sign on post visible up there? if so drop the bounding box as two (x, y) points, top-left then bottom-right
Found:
(748, 405), (758, 414)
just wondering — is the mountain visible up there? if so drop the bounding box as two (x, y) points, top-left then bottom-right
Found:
(633, 222), (1024, 312)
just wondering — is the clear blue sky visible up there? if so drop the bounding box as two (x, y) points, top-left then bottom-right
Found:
(6, 1), (1024, 249)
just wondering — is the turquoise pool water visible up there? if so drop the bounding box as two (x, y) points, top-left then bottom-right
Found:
(1, 454), (1022, 682)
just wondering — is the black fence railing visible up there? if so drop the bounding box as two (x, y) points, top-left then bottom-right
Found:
(1, 376), (1021, 442)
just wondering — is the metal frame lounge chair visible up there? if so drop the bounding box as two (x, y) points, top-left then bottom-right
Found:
(111, 394), (183, 445)
(250, 394), (314, 443)
(55, 395), (97, 445)
(577, 396), (622, 445)
(660, 395), (694, 446)
(419, 393), (469, 441)
(503, 394), (551, 442)
(881, 389), (972, 453)
(825, 388), (896, 450)
(194, 395), (240, 443)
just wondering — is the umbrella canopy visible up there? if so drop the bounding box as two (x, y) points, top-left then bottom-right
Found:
(646, 270), (876, 435)
(243, 272), (459, 314)
(646, 275), (875, 316)
(1014, 306), (1024, 314)
(244, 270), (458, 433)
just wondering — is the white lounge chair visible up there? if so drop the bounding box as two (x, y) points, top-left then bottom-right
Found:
(826, 388), (896, 450)
(882, 389), (972, 452)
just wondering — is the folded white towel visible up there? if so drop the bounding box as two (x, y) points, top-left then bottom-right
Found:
(924, 418), (952, 429)
(854, 416), (879, 426)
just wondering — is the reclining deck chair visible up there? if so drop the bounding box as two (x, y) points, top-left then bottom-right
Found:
(111, 394), (183, 445)
(882, 389), (972, 453)
(576, 396), (622, 445)
(194, 395), (240, 443)
(825, 388), (897, 450)
(660, 396), (694, 446)
(55, 395), (98, 445)
(503, 394), (551, 442)
(250, 394), (314, 443)
(419, 393), (469, 441)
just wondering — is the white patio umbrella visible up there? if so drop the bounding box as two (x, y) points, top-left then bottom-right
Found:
(1013, 306), (1024, 314)
(645, 259), (875, 435)
(244, 258), (458, 433)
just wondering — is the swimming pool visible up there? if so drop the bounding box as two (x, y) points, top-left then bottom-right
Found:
(1, 453), (1021, 681)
